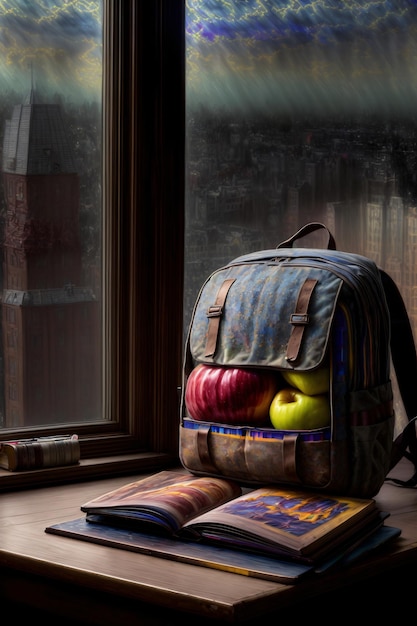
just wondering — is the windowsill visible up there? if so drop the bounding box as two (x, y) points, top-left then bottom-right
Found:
(0, 452), (178, 492)
(1, 458), (417, 623)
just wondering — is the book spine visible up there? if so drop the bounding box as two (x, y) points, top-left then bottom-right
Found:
(4, 436), (80, 471)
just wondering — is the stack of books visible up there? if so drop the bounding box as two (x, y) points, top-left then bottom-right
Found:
(45, 469), (401, 583)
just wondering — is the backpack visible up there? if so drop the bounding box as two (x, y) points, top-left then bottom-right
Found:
(179, 222), (417, 498)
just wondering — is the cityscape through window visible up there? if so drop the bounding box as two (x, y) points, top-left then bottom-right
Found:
(0, 1), (102, 429)
(185, 1), (417, 423)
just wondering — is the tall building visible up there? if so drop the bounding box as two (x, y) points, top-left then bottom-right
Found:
(1, 88), (101, 427)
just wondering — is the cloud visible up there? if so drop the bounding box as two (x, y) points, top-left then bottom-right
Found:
(0, 0), (102, 102)
(186, 0), (417, 117)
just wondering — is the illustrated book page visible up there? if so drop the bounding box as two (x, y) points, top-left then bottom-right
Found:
(179, 485), (379, 562)
(80, 470), (242, 535)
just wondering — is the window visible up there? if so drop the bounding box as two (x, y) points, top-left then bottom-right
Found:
(0, 1), (103, 431)
(0, 1), (185, 488)
(184, 1), (417, 427)
(185, 2), (417, 307)
(6, 0), (414, 489)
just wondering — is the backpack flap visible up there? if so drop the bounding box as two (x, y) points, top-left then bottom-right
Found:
(189, 261), (343, 374)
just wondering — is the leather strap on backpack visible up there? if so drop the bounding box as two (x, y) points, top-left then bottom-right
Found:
(204, 278), (236, 358)
(286, 278), (318, 363)
(388, 417), (417, 487)
(380, 269), (417, 487)
(277, 222), (337, 250)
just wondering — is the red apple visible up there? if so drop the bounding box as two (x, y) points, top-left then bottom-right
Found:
(282, 367), (329, 395)
(185, 364), (278, 425)
(269, 387), (331, 430)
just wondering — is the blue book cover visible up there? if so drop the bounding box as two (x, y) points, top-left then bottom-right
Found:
(45, 516), (400, 584)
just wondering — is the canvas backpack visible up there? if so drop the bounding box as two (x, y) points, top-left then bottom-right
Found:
(179, 222), (417, 498)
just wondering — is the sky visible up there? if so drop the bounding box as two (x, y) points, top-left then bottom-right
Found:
(0, 1), (416, 117)
(186, 0), (417, 118)
(0, 0), (102, 103)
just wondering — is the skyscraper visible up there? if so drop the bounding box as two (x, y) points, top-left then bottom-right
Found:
(1, 88), (101, 427)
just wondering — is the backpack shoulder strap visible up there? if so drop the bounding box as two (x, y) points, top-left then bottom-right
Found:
(379, 269), (417, 487)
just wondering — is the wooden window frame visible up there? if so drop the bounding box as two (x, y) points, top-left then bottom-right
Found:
(0, 0), (185, 490)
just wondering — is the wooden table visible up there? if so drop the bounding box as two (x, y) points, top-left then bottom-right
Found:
(1, 458), (417, 624)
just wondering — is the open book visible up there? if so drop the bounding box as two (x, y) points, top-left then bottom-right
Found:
(78, 470), (386, 565)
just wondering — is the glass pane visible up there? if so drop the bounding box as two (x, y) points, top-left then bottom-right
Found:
(185, 1), (417, 423)
(0, 1), (102, 428)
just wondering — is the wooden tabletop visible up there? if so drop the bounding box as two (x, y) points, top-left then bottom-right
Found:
(1, 458), (417, 624)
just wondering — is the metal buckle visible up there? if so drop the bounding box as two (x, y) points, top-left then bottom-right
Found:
(207, 305), (223, 318)
(290, 313), (309, 325)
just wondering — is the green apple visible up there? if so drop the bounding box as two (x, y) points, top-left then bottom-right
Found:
(282, 367), (329, 396)
(269, 387), (331, 430)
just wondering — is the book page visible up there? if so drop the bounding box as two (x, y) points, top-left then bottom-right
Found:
(81, 470), (242, 535)
(181, 486), (376, 556)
